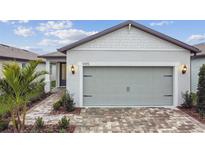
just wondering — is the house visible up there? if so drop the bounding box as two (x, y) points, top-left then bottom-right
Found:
(38, 51), (66, 89)
(0, 44), (56, 82)
(41, 20), (200, 107)
(191, 43), (205, 92)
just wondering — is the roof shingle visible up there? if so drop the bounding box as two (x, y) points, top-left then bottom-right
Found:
(38, 51), (66, 58)
(0, 44), (40, 61)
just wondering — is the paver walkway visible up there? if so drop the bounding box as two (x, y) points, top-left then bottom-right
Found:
(25, 93), (205, 133)
(25, 89), (65, 125)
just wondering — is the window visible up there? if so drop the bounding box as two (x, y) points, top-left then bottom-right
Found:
(22, 63), (26, 68)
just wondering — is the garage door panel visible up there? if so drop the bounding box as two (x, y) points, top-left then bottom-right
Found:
(83, 66), (173, 106)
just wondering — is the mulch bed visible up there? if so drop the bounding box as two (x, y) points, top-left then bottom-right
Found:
(1, 125), (76, 133)
(178, 106), (205, 124)
(50, 107), (81, 115)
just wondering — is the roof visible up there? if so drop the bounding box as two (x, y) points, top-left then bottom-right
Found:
(58, 20), (200, 54)
(0, 44), (40, 61)
(192, 43), (205, 58)
(38, 51), (66, 58)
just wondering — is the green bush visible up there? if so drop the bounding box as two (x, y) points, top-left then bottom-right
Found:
(51, 80), (56, 89)
(59, 128), (66, 133)
(197, 64), (205, 112)
(62, 91), (75, 112)
(53, 91), (75, 112)
(29, 83), (45, 102)
(198, 108), (205, 119)
(191, 93), (198, 106)
(58, 116), (70, 129)
(34, 117), (44, 129)
(0, 119), (9, 131)
(53, 101), (61, 111)
(181, 91), (195, 108)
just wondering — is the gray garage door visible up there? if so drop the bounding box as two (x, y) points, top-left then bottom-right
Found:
(83, 66), (173, 106)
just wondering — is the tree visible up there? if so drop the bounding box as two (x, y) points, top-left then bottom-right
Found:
(197, 64), (205, 112)
(0, 60), (47, 132)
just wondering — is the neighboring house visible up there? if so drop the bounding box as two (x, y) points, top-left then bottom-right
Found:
(0, 44), (56, 82)
(42, 20), (200, 107)
(191, 43), (205, 92)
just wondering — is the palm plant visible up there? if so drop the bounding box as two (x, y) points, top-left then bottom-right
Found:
(0, 60), (47, 132)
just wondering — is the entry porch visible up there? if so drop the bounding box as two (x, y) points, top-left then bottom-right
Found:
(39, 51), (66, 93)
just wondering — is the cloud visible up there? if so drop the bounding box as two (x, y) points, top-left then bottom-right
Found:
(11, 20), (29, 24)
(186, 34), (205, 42)
(45, 29), (97, 40)
(18, 20), (29, 23)
(36, 21), (72, 32)
(20, 46), (47, 54)
(0, 20), (9, 23)
(36, 21), (97, 47)
(38, 29), (97, 47)
(14, 26), (34, 37)
(0, 20), (29, 24)
(150, 21), (174, 26)
(37, 38), (74, 46)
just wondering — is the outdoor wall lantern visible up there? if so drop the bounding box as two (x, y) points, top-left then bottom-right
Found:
(71, 65), (75, 74)
(182, 65), (187, 74)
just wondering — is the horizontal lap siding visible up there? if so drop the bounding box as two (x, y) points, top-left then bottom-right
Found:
(72, 27), (182, 50)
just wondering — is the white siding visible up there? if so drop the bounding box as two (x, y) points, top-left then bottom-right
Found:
(33, 63), (56, 81)
(73, 27), (182, 50)
(66, 26), (191, 107)
(191, 58), (205, 92)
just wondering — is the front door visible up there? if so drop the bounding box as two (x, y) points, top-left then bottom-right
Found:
(60, 63), (66, 86)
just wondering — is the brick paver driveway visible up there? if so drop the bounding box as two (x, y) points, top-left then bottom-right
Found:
(25, 93), (205, 132)
(73, 108), (205, 133)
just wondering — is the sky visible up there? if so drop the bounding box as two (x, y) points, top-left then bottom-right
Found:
(0, 20), (205, 55)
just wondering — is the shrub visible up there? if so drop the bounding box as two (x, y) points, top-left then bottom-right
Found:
(197, 64), (205, 112)
(62, 92), (75, 112)
(191, 93), (198, 106)
(58, 116), (70, 129)
(51, 80), (56, 89)
(181, 91), (194, 108)
(198, 108), (205, 119)
(53, 101), (61, 111)
(59, 128), (66, 133)
(29, 84), (45, 102)
(0, 119), (9, 131)
(34, 117), (44, 129)
(52, 91), (75, 112)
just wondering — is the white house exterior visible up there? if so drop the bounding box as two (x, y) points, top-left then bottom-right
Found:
(48, 21), (199, 107)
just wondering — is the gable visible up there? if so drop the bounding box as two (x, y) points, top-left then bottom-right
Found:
(58, 21), (199, 53)
(71, 26), (185, 51)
